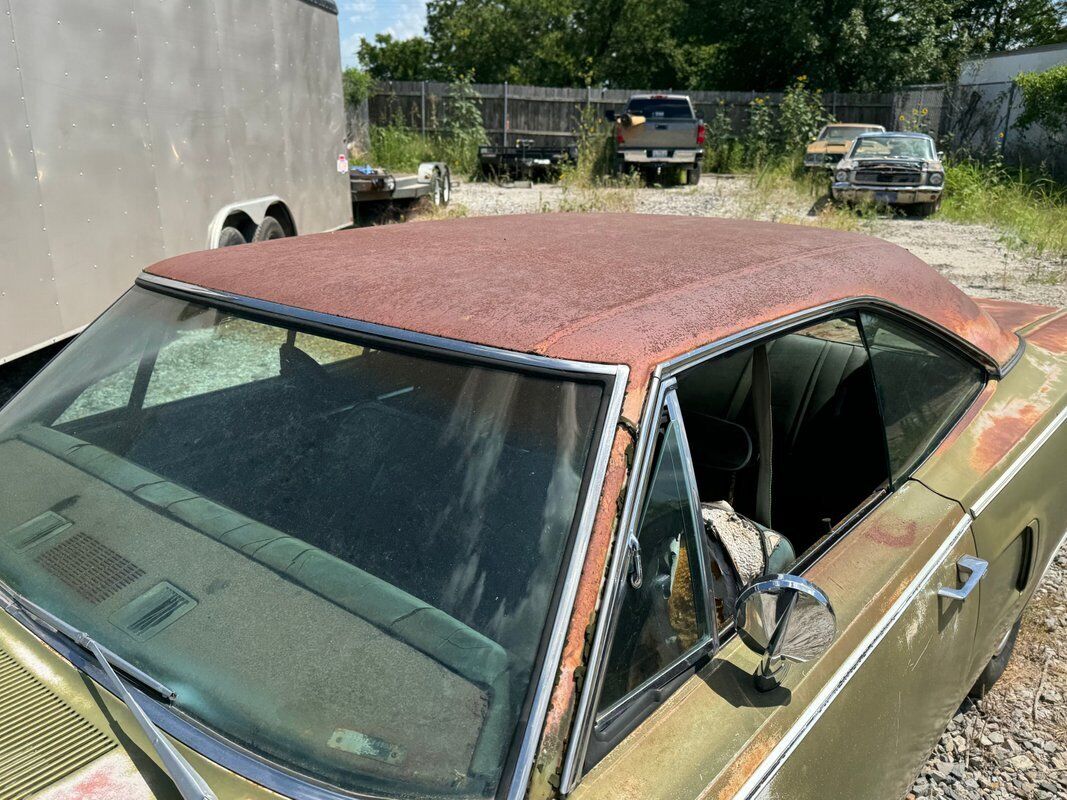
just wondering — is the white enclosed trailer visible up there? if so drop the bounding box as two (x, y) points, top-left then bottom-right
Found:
(0, 0), (351, 370)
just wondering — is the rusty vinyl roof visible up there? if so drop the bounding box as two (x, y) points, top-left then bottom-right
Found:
(145, 214), (1019, 381)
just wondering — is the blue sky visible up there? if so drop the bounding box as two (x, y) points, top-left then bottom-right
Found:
(337, 0), (428, 68)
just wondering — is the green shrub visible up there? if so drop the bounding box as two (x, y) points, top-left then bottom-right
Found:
(1013, 64), (1067, 139)
(777, 76), (829, 152)
(940, 157), (1067, 260)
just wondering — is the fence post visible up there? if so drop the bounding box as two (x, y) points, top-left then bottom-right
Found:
(503, 81), (509, 148)
(420, 81), (426, 136)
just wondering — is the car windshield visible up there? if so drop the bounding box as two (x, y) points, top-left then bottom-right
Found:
(821, 126), (880, 142)
(0, 286), (607, 799)
(625, 97), (693, 119)
(851, 136), (934, 159)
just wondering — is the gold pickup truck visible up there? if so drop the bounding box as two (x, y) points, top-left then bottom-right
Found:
(803, 122), (886, 169)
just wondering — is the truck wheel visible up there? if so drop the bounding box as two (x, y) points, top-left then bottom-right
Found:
(218, 226), (246, 247)
(687, 165), (702, 185)
(969, 617), (1021, 699)
(252, 216), (286, 242)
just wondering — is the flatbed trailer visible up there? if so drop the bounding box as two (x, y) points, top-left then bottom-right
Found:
(478, 141), (578, 180)
(349, 162), (452, 224)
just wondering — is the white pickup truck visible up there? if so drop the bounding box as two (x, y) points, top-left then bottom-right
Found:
(606, 94), (705, 184)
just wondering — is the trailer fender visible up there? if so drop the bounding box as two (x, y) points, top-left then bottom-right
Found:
(206, 196), (297, 248)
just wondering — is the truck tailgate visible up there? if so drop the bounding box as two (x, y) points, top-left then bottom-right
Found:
(619, 119), (699, 150)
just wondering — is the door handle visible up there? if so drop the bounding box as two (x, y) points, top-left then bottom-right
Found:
(938, 555), (988, 601)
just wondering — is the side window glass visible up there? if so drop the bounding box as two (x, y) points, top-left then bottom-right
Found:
(860, 312), (985, 478)
(598, 404), (710, 715)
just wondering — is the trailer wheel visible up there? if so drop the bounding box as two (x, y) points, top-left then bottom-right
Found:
(431, 168), (451, 207)
(218, 226), (246, 247)
(252, 216), (286, 242)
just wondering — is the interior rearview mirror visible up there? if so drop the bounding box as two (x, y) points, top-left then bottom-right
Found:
(603, 109), (616, 122)
(735, 574), (836, 691)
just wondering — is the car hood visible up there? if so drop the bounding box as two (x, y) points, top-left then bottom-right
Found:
(0, 611), (283, 800)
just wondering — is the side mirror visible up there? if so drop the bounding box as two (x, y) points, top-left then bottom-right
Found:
(937, 150), (944, 159)
(735, 574), (836, 692)
(603, 109), (616, 122)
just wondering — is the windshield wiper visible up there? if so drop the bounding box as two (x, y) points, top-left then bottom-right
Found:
(0, 586), (217, 800)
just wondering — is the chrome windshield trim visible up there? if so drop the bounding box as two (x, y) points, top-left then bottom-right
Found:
(137, 273), (622, 379)
(507, 361), (629, 800)
(558, 372), (663, 794)
(732, 512), (973, 798)
(971, 401), (1067, 517)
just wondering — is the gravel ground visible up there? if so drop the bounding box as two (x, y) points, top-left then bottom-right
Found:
(452, 176), (1067, 799)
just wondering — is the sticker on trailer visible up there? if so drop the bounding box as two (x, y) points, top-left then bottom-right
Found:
(337, 154), (349, 173)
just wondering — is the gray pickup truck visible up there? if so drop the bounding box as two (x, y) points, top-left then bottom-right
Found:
(606, 94), (705, 184)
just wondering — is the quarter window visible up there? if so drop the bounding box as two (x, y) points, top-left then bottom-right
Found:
(860, 312), (985, 478)
(598, 399), (711, 715)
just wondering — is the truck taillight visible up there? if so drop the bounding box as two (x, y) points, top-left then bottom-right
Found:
(616, 125), (624, 144)
(697, 122), (706, 145)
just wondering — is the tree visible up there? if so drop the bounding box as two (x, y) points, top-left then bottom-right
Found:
(955, 0), (1066, 53)
(357, 33), (435, 81)
(342, 67), (374, 107)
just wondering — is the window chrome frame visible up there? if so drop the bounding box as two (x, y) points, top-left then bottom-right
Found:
(592, 382), (718, 729)
(559, 295), (999, 794)
(4, 272), (630, 800)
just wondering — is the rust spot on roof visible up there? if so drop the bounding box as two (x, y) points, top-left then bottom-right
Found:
(145, 214), (1019, 374)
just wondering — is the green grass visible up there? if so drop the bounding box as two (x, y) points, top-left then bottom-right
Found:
(939, 160), (1067, 261)
(360, 126), (481, 177)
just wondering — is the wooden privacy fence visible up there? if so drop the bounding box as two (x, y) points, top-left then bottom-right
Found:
(365, 79), (1064, 177)
(369, 81), (901, 147)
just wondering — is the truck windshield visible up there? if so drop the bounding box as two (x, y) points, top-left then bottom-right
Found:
(0, 286), (607, 799)
(625, 97), (693, 119)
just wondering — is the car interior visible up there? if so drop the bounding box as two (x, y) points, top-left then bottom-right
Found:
(676, 316), (891, 573)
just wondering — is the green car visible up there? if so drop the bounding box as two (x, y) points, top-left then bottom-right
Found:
(0, 215), (1063, 800)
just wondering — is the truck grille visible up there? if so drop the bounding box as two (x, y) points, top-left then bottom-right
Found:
(854, 163), (922, 186)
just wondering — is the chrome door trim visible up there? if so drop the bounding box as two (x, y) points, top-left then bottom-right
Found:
(731, 512), (973, 799)
(971, 402), (1067, 517)
(507, 360), (629, 800)
(656, 296), (1004, 380)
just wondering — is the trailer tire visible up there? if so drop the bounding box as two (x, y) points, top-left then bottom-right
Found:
(252, 216), (286, 242)
(431, 168), (451, 207)
(218, 226), (246, 247)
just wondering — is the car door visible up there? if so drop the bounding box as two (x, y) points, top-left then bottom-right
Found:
(564, 311), (986, 800)
(900, 323), (1067, 683)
